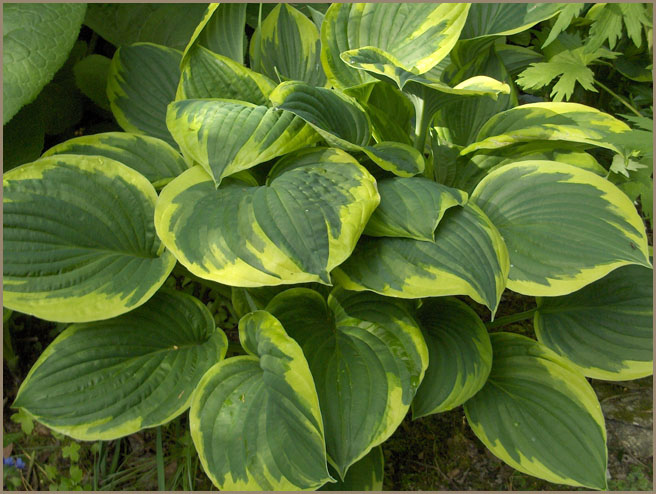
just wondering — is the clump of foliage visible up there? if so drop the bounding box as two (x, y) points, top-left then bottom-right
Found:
(3, 3), (653, 491)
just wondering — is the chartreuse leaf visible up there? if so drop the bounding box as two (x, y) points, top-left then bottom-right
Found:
(13, 290), (226, 440)
(364, 177), (467, 241)
(250, 4), (326, 87)
(321, 3), (470, 89)
(177, 46), (276, 103)
(461, 102), (631, 156)
(269, 81), (424, 177)
(155, 148), (379, 287)
(3, 3), (86, 124)
(320, 446), (383, 491)
(3, 155), (175, 323)
(42, 132), (189, 188)
(464, 332), (607, 490)
(166, 99), (319, 185)
(333, 203), (509, 314)
(459, 3), (564, 39)
(535, 264), (653, 381)
(190, 310), (331, 490)
(107, 43), (181, 147)
(412, 298), (492, 418)
(471, 161), (651, 296)
(267, 287), (428, 477)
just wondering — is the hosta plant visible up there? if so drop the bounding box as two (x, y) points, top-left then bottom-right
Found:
(4, 3), (653, 491)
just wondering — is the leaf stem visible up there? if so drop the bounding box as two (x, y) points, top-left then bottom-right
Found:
(413, 97), (430, 154)
(595, 80), (643, 117)
(156, 426), (165, 491)
(486, 308), (536, 330)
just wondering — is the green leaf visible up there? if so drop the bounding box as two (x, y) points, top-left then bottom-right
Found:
(11, 409), (34, 436)
(471, 161), (651, 296)
(83, 4), (207, 50)
(333, 203), (509, 314)
(3, 155), (176, 322)
(155, 148), (379, 287)
(464, 332), (607, 490)
(42, 132), (190, 188)
(107, 43), (182, 147)
(2, 101), (45, 171)
(250, 4), (326, 87)
(586, 3), (650, 50)
(177, 45), (276, 103)
(321, 3), (470, 89)
(13, 290), (226, 440)
(3, 3), (86, 124)
(461, 102), (632, 156)
(412, 298), (492, 418)
(541, 3), (585, 48)
(364, 177), (467, 241)
(320, 446), (383, 491)
(535, 264), (653, 381)
(69, 465), (83, 484)
(73, 54), (112, 111)
(365, 82), (414, 145)
(166, 98), (319, 185)
(190, 310), (331, 490)
(460, 3), (564, 39)
(267, 288), (427, 477)
(62, 443), (80, 462)
(495, 44), (544, 77)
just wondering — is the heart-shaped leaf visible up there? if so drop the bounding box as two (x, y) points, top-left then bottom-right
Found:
(464, 332), (607, 490)
(267, 288), (428, 477)
(190, 310), (331, 490)
(535, 264), (653, 380)
(3, 155), (175, 322)
(155, 148), (379, 287)
(459, 3), (564, 39)
(13, 290), (227, 440)
(471, 161), (651, 296)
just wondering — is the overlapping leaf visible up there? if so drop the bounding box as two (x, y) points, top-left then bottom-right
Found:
(320, 446), (383, 491)
(459, 3), (564, 39)
(3, 155), (175, 322)
(13, 290), (227, 440)
(190, 311), (331, 490)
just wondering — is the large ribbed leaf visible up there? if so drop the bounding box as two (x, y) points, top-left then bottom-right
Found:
(177, 46), (275, 103)
(269, 81), (424, 177)
(250, 4), (326, 87)
(464, 333), (607, 490)
(42, 132), (189, 188)
(365, 82), (414, 145)
(321, 3), (470, 89)
(320, 446), (384, 491)
(461, 102), (632, 156)
(535, 264), (653, 381)
(267, 288), (428, 477)
(460, 3), (564, 39)
(107, 43), (181, 147)
(12, 290), (226, 440)
(364, 177), (467, 241)
(412, 298), (492, 418)
(471, 161), (651, 296)
(190, 311), (331, 490)
(333, 203), (509, 314)
(166, 98), (319, 185)
(155, 148), (379, 287)
(4, 3), (86, 124)
(3, 155), (175, 323)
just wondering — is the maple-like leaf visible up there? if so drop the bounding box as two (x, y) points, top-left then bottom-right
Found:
(586, 3), (651, 50)
(542, 3), (585, 48)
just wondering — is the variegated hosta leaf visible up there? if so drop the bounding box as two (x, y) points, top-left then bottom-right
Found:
(190, 311), (331, 491)
(269, 81), (424, 177)
(365, 82), (414, 145)
(42, 132), (190, 188)
(250, 4), (326, 87)
(155, 148), (380, 287)
(3, 155), (175, 322)
(535, 264), (653, 381)
(460, 102), (632, 156)
(464, 332), (607, 490)
(266, 287), (428, 477)
(12, 290), (227, 440)
(321, 3), (470, 89)
(364, 177), (467, 241)
(333, 203), (509, 314)
(166, 99), (319, 185)
(459, 3), (564, 39)
(412, 297), (492, 418)
(471, 161), (651, 296)
(107, 43), (181, 147)
(320, 446), (384, 491)
(231, 284), (332, 319)
(177, 45), (276, 103)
